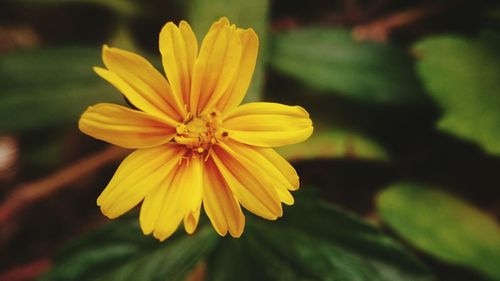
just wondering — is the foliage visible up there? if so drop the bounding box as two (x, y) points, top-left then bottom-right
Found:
(415, 32), (500, 155)
(269, 28), (425, 104)
(0, 47), (124, 134)
(378, 183), (500, 280)
(39, 190), (434, 281)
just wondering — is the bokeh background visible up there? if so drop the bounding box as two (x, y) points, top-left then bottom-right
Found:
(1, 0), (500, 281)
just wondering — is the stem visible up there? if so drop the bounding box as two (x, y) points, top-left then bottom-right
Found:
(0, 146), (128, 225)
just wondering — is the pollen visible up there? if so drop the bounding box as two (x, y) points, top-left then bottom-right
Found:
(174, 111), (223, 156)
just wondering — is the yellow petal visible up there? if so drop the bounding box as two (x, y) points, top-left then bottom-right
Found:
(203, 158), (245, 237)
(216, 28), (259, 113)
(79, 103), (176, 149)
(140, 181), (168, 235)
(224, 140), (296, 205)
(255, 146), (300, 191)
(153, 157), (203, 241)
(211, 144), (282, 220)
(159, 21), (198, 111)
(99, 46), (186, 120)
(190, 17), (242, 114)
(184, 206), (201, 235)
(97, 144), (184, 219)
(222, 102), (313, 147)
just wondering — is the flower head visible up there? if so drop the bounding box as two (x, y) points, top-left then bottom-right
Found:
(79, 17), (313, 241)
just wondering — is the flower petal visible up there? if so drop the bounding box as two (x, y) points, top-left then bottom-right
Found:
(224, 140), (297, 205)
(153, 156), (203, 241)
(211, 144), (282, 220)
(140, 181), (168, 235)
(222, 102), (313, 147)
(183, 206), (201, 235)
(79, 103), (176, 149)
(255, 146), (300, 191)
(97, 144), (184, 219)
(98, 46), (185, 121)
(190, 17), (242, 114)
(216, 28), (259, 113)
(203, 157), (245, 237)
(159, 20), (198, 111)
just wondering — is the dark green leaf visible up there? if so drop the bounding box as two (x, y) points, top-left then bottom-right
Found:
(207, 190), (433, 281)
(377, 183), (500, 280)
(0, 47), (124, 134)
(38, 218), (218, 281)
(41, 190), (432, 281)
(269, 28), (425, 104)
(187, 0), (269, 102)
(414, 32), (500, 155)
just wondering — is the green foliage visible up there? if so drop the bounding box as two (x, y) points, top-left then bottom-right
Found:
(0, 47), (124, 134)
(209, 190), (433, 281)
(9, 0), (142, 18)
(277, 129), (388, 161)
(269, 28), (424, 104)
(377, 183), (500, 280)
(38, 218), (218, 281)
(40, 190), (433, 281)
(187, 0), (269, 103)
(415, 32), (500, 155)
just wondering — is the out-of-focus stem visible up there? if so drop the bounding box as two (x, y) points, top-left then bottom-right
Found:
(0, 146), (128, 225)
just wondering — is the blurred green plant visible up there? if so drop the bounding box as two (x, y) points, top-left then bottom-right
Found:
(39, 190), (434, 281)
(0, 47), (124, 134)
(378, 183), (500, 280)
(414, 32), (500, 155)
(269, 28), (425, 104)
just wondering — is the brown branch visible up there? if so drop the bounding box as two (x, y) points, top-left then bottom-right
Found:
(0, 146), (128, 225)
(352, 4), (447, 43)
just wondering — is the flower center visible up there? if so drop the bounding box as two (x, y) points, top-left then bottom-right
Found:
(174, 111), (226, 156)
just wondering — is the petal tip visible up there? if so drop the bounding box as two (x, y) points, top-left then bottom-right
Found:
(218, 17), (230, 25)
(229, 230), (243, 238)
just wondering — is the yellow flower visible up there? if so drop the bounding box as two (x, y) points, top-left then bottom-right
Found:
(79, 17), (313, 241)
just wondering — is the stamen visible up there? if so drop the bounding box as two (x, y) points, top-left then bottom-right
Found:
(173, 112), (223, 157)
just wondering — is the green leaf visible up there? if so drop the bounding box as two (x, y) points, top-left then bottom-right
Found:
(9, 0), (142, 18)
(187, 0), (269, 102)
(276, 129), (388, 161)
(377, 183), (500, 280)
(269, 27), (425, 104)
(414, 32), (500, 155)
(0, 47), (124, 134)
(42, 190), (432, 281)
(207, 190), (433, 281)
(38, 218), (218, 281)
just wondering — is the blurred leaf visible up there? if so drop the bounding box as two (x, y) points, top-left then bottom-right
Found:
(41, 190), (432, 281)
(269, 28), (425, 104)
(9, 0), (142, 17)
(0, 47), (124, 134)
(187, 0), (269, 102)
(38, 218), (218, 281)
(377, 183), (500, 280)
(414, 32), (500, 155)
(277, 129), (388, 161)
(207, 189), (433, 281)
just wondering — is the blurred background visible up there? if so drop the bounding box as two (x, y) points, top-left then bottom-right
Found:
(1, 0), (500, 281)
